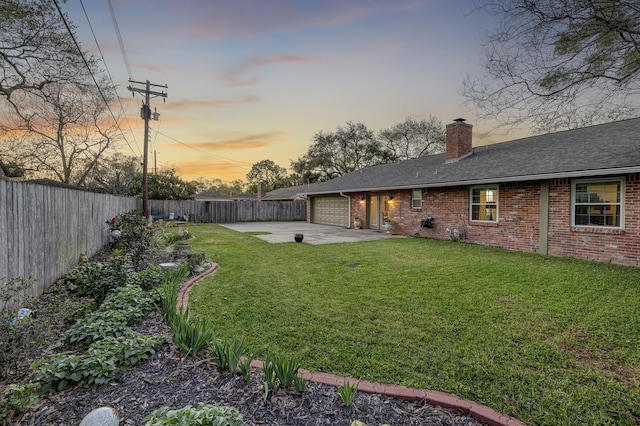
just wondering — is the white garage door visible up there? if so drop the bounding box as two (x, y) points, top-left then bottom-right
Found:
(311, 196), (348, 227)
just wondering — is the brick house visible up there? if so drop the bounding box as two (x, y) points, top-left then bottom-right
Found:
(304, 118), (640, 266)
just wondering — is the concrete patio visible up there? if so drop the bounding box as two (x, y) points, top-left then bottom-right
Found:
(219, 221), (405, 245)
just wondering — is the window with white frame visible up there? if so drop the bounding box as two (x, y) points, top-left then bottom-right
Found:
(471, 186), (498, 221)
(411, 188), (422, 209)
(572, 178), (623, 227)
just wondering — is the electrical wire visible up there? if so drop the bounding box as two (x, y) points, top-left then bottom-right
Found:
(107, 0), (133, 80)
(52, 0), (140, 158)
(154, 130), (253, 170)
(78, 0), (140, 157)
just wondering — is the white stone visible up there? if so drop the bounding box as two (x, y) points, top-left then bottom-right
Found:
(79, 407), (119, 426)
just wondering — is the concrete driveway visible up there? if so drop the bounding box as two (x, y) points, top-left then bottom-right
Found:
(219, 221), (404, 245)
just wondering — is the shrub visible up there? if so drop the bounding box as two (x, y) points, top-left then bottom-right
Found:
(130, 265), (165, 290)
(66, 256), (130, 304)
(143, 403), (244, 426)
(112, 210), (154, 269)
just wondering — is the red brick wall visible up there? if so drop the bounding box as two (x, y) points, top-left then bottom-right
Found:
(547, 176), (640, 265)
(358, 175), (639, 267)
(385, 182), (541, 253)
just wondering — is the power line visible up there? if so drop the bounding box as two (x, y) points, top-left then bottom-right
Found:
(107, 0), (133, 80)
(154, 130), (253, 170)
(78, 0), (140, 157)
(52, 0), (139, 158)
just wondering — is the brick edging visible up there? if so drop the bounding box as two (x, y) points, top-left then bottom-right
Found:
(179, 262), (527, 426)
(176, 262), (219, 311)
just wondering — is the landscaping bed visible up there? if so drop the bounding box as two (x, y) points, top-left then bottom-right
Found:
(1, 215), (484, 425)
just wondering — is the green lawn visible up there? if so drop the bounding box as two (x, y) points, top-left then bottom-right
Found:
(187, 225), (640, 425)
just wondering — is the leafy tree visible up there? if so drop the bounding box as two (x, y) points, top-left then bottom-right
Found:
(290, 121), (385, 182)
(463, 0), (640, 133)
(378, 116), (445, 161)
(246, 159), (287, 192)
(128, 168), (201, 200)
(198, 178), (248, 196)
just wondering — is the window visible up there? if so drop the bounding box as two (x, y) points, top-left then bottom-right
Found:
(471, 186), (498, 221)
(411, 189), (422, 209)
(572, 179), (623, 227)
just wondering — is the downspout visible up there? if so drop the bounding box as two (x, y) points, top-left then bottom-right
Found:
(340, 192), (351, 229)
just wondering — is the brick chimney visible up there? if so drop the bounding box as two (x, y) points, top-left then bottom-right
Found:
(446, 118), (473, 162)
(257, 182), (266, 201)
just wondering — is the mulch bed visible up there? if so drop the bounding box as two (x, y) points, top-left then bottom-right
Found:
(3, 249), (486, 426)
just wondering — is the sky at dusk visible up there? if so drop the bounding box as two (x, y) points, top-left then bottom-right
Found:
(62, 0), (514, 182)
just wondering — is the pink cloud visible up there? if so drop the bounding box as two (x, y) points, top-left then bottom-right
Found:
(171, 132), (280, 151)
(221, 54), (320, 88)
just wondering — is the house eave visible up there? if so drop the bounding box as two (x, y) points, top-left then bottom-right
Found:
(304, 166), (640, 196)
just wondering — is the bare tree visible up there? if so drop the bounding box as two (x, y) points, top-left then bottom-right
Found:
(85, 154), (140, 195)
(378, 116), (445, 161)
(1, 75), (121, 186)
(0, 0), (122, 185)
(464, 0), (640, 133)
(0, 0), (84, 103)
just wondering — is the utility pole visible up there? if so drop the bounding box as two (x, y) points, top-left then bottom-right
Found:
(154, 150), (158, 175)
(127, 79), (167, 218)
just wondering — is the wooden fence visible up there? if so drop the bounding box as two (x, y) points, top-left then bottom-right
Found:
(1, 181), (306, 307)
(148, 199), (307, 223)
(0, 179), (139, 306)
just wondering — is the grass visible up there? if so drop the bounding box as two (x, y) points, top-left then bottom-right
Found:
(187, 224), (640, 425)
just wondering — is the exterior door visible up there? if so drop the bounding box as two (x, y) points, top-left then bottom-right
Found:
(368, 195), (390, 230)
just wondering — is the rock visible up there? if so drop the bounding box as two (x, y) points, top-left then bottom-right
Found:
(158, 262), (179, 268)
(79, 406), (119, 426)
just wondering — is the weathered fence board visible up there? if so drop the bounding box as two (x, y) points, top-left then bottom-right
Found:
(148, 199), (306, 223)
(0, 179), (139, 306)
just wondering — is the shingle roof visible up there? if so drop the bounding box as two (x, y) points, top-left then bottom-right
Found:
(306, 117), (640, 195)
(262, 185), (309, 200)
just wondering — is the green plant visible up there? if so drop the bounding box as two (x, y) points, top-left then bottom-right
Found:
(142, 403), (244, 426)
(262, 352), (277, 399)
(294, 376), (307, 393)
(338, 380), (359, 407)
(100, 284), (154, 319)
(36, 331), (165, 392)
(238, 355), (253, 387)
(5, 382), (39, 414)
(272, 352), (301, 388)
(112, 210), (154, 269)
(210, 336), (245, 373)
(64, 310), (133, 345)
(170, 310), (216, 357)
(156, 264), (189, 322)
(90, 332), (167, 366)
(131, 265), (165, 290)
(35, 350), (117, 391)
(66, 256), (130, 304)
